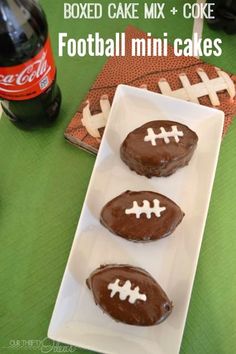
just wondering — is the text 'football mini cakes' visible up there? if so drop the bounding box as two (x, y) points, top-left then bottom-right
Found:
(120, 120), (198, 177)
(100, 190), (184, 242)
(86, 264), (173, 326)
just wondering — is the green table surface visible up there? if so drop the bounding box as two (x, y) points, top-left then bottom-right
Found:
(1, 1), (236, 353)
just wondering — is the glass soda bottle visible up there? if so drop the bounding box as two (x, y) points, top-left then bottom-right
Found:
(0, 0), (62, 129)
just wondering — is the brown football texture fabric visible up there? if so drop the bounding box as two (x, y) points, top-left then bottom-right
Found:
(65, 26), (236, 154)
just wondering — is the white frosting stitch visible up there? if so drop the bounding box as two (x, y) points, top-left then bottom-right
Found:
(125, 199), (166, 219)
(144, 125), (184, 146)
(107, 279), (147, 304)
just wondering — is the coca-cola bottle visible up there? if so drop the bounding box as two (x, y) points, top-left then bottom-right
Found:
(0, 0), (61, 129)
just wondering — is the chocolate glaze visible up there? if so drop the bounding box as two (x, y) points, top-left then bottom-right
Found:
(120, 120), (198, 178)
(100, 191), (184, 242)
(86, 264), (173, 326)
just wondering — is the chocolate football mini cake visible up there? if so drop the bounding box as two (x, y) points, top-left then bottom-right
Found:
(120, 120), (198, 177)
(86, 264), (173, 326)
(100, 190), (184, 242)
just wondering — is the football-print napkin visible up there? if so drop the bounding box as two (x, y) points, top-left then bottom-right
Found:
(64, 26), (236, 154)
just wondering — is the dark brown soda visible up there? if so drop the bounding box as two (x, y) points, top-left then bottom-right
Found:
(0, 0), (61, 129)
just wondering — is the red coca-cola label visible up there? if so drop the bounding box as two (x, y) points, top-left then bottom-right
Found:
(0, 38), (56, 101)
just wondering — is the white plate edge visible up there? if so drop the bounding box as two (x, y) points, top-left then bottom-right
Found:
(48, 85), (225, 351)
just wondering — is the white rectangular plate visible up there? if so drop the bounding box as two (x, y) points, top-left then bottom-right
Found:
(48, 85), (224, 354)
